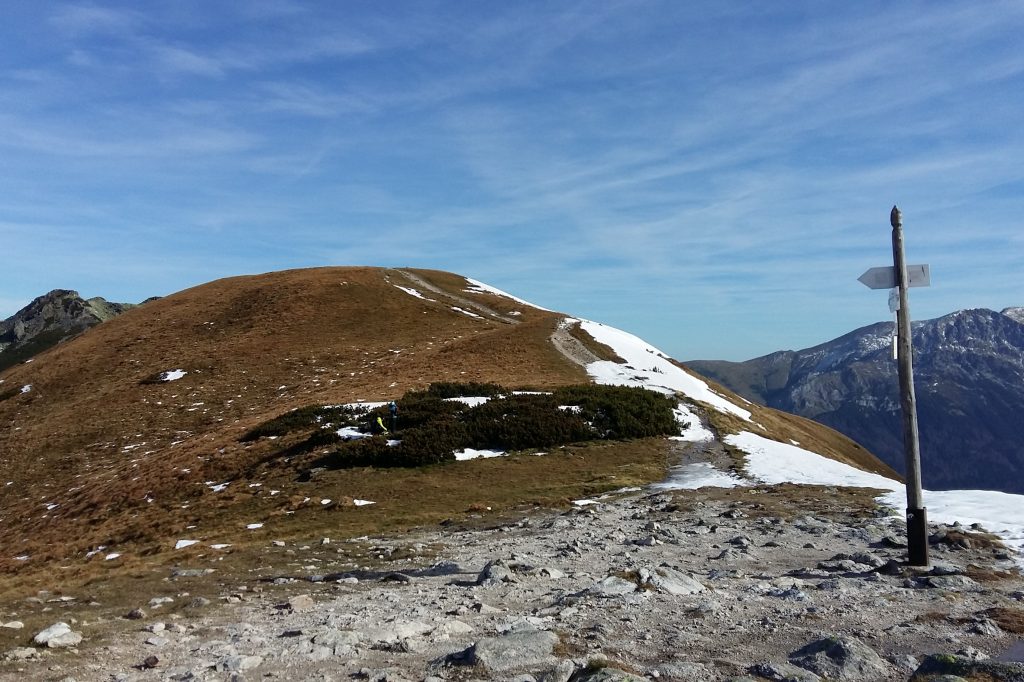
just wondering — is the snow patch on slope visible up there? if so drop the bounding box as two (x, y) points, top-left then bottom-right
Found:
(574, 319), (751, 421)
(727, 431), (1024, 564)
(464, 278), (552, 311)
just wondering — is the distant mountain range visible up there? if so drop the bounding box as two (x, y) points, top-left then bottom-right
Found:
(689, 307), (1024, 494)
(0, 290), (137, 372)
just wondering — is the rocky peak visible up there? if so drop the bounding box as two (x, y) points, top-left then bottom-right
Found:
(1001, 306), (1024, 325)
(0, 289), (135, 371)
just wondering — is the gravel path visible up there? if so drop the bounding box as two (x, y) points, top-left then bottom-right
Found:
(6, 468), (1022, 681)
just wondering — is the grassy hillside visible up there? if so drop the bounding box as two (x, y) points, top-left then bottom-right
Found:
(0, 266), (897, 598)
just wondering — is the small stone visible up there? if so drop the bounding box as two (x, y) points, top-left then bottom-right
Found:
(477, 559), (519, 585)
(146, 622), (166, 633)
(272, 540), (286, 547)
(969, 619), (1002, 636)
(3, 647), (41, 661)
(125, 608), (146, 620)
(188, 597), (211, 608)
(218, 654), (263, 672)
(1, 621), (24, 630)
(145, 636), (169, 647)
(587, 576), (638, 596)
(141, 654), (160, 669)
(170, 568), (213, 578)
(285, 594), (315, 612)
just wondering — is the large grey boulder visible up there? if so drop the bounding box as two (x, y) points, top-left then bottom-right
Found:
(910, 654), (1024, 681)
(455, 628), (559, 673)
(788, 635), (889, 680)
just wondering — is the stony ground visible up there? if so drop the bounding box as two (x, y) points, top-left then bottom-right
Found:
(3, 478), (1024, 682)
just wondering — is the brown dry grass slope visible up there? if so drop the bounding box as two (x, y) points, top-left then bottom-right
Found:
(0, 268), (583, 568)
(0, 266), (895, 594)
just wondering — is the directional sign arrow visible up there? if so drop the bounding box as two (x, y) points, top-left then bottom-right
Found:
(858, 264), (930, 289)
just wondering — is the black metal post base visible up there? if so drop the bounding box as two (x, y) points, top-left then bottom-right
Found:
(907, 506), (929, 567)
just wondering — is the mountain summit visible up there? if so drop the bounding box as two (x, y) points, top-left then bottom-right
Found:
(0, 289), (135, 372)
(0, 266), (888, 571)
(689, 307), (1024, 493)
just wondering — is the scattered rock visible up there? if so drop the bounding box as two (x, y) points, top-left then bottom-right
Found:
(3, 647), (42, 661)
(33, 622), (83, 648)
(284, 594), (315, 613)
(171, 568), (214, 578)
(472, 601), (502, 614)
(570, 667), (648, 681)
(749, 661), (821, 681)
(788, 635), (890, 680)
(926, 575), (980, 590)
(453, 628), (559, 673)
(637, 565), (705, 595)
(911, 653), (1024, 681)
(1, 621), (24, 629)
(587, 575), (638, 596)
(217, 654), (264, 672)
(477, 558), (520, 585)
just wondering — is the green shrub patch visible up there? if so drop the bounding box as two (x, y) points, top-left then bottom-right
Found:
(240, 404), (361, 441)
(246, 382), (681, 471)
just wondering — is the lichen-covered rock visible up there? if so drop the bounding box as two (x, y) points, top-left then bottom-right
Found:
(910, 654), (1024, 682)
(788, 635), (889, 680)
(455, 628), (559, 673)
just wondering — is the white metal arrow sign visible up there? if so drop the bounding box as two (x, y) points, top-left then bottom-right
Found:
(858, 264), (930, 290)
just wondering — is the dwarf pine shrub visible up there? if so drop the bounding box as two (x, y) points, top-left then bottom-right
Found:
(254, 383), (680, 470)
(553, 385), (679, 439)
(241, 405), (361, 441)
(463, 393), (592, 450)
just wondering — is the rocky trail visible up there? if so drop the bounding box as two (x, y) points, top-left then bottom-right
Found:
(4, 473), (1023, 682)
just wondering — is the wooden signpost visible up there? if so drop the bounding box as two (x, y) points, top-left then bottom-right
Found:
(859, 206), (931, 567)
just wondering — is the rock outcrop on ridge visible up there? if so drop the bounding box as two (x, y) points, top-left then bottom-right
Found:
(0, 289), (135, 372)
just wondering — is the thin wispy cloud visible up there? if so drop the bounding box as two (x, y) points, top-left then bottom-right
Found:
(1, 1), (1021, 360)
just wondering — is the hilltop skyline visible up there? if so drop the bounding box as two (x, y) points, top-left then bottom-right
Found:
(2, 1), (1022, 361)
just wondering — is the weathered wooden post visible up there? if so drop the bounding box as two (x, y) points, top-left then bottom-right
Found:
(890, 206), (929, 567)
(858, 206), (930, 566)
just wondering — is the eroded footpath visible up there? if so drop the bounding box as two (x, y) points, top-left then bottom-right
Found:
(4, 485), (1024, 681)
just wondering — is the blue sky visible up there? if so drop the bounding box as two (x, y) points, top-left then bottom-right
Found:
(2, 1), (1022, 361)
